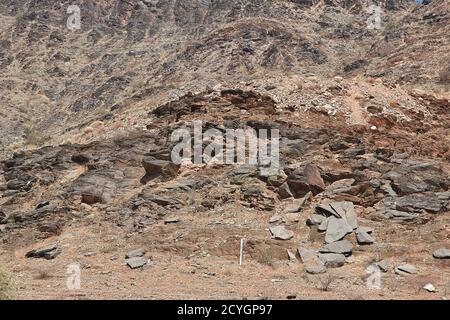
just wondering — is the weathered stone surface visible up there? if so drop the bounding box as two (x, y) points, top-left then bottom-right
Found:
(269, 225), (294, 240)
(396, 193), (446, 213)
(72, 172), (119, 204)
(318, 218), (329, 232)
(356, 230), (374, 245)
(320, 239), (353, 256)
(287, 250), (296, 262)
(307, 214), (326, 226)
(287, 164), (326, 198)
(433, 248), (450, 259)
(395, 264), (418, 275)
(285, 192), (312, 213)
(125, 248), (146, 259)
(318, 253), (346, 268)
(305, 263), (327, 274)
(26, 244), (61, 260)
(164, 217), (181, 224)
(316, 201), (357, 229)
(126, 257), (147, 269)
(383, 209), (419, 221)
(142, 157), (180, 181)
(325, 216), (352, 244)
(297, 246), (318, 263)
(357, 226), (373, 234)
(278, 182), (293, 199)
(376, 260), (390, 272)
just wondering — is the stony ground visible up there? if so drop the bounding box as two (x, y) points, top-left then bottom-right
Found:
(0, 0), (449, 300)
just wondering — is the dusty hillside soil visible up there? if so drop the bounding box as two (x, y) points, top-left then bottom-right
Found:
(0, 0), (449, 300)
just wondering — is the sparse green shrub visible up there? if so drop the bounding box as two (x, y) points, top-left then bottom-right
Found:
(23, 126), (48, 146)
(0, 266), (12, 300)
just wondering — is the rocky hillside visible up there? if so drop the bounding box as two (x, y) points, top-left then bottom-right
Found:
(0, 0), (448, 155)
(0, 0), (449, 299)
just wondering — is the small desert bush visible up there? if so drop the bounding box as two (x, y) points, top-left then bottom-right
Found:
(23, 126), (48, 146)
(316, 273), (337, 292)
(257, 249), (275, 268)
(0, 266), (12, 300)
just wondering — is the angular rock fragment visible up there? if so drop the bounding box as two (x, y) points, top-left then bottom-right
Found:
(325, 216), (352, 244)
(307, 214), (326, 226)
(383, 209), (418, 221)
(26, 244), (61, 260)
(356, 230), (374, 245)
(375, 260), (390, 272)
(270, 225), (294, 240)
(396, 193), (446, 213)
(320, 239), (353, 256)
(433, 248), (450, 259)
(423, 283), (436, 292)
(125, 248), (146, 259)
(297, 246), (318, 263)
(318, 253), (346, 268)
(142, 157), (180, 181)
(395, 264), (418, 275)
(164, 217), (180, 224)
(287, 250), (296, 262)
(287, 164), (325, 198)
(285, 192), (312, 213)
(318, 218), (329, 232)
(316, 201), (357, 230)
(126, 257), (147, 269)
(278, 182), (293, 199)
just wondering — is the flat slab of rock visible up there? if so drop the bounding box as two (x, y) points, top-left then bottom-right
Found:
(320, 239), (353, 256)
(395, 264), (418, 275)
(356, 230), (374, 245)
(318, 253), (346, 268)
(126, 257), (147, 269)
(286, 192), (313, 213)
(375, 260), (390, 273)
(164, 217), (181, 224)
(433, 248), (450, 259)
(316, 201), (357, 230)
(26, 244), (61, 260)
(297, 246), (318, 263)
(125, 248), (146, 259)
(325, 216), (352, 244)
(270, 226), (294, 240)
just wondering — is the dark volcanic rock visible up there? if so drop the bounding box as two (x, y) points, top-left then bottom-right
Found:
(26, 244), (61, 260)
